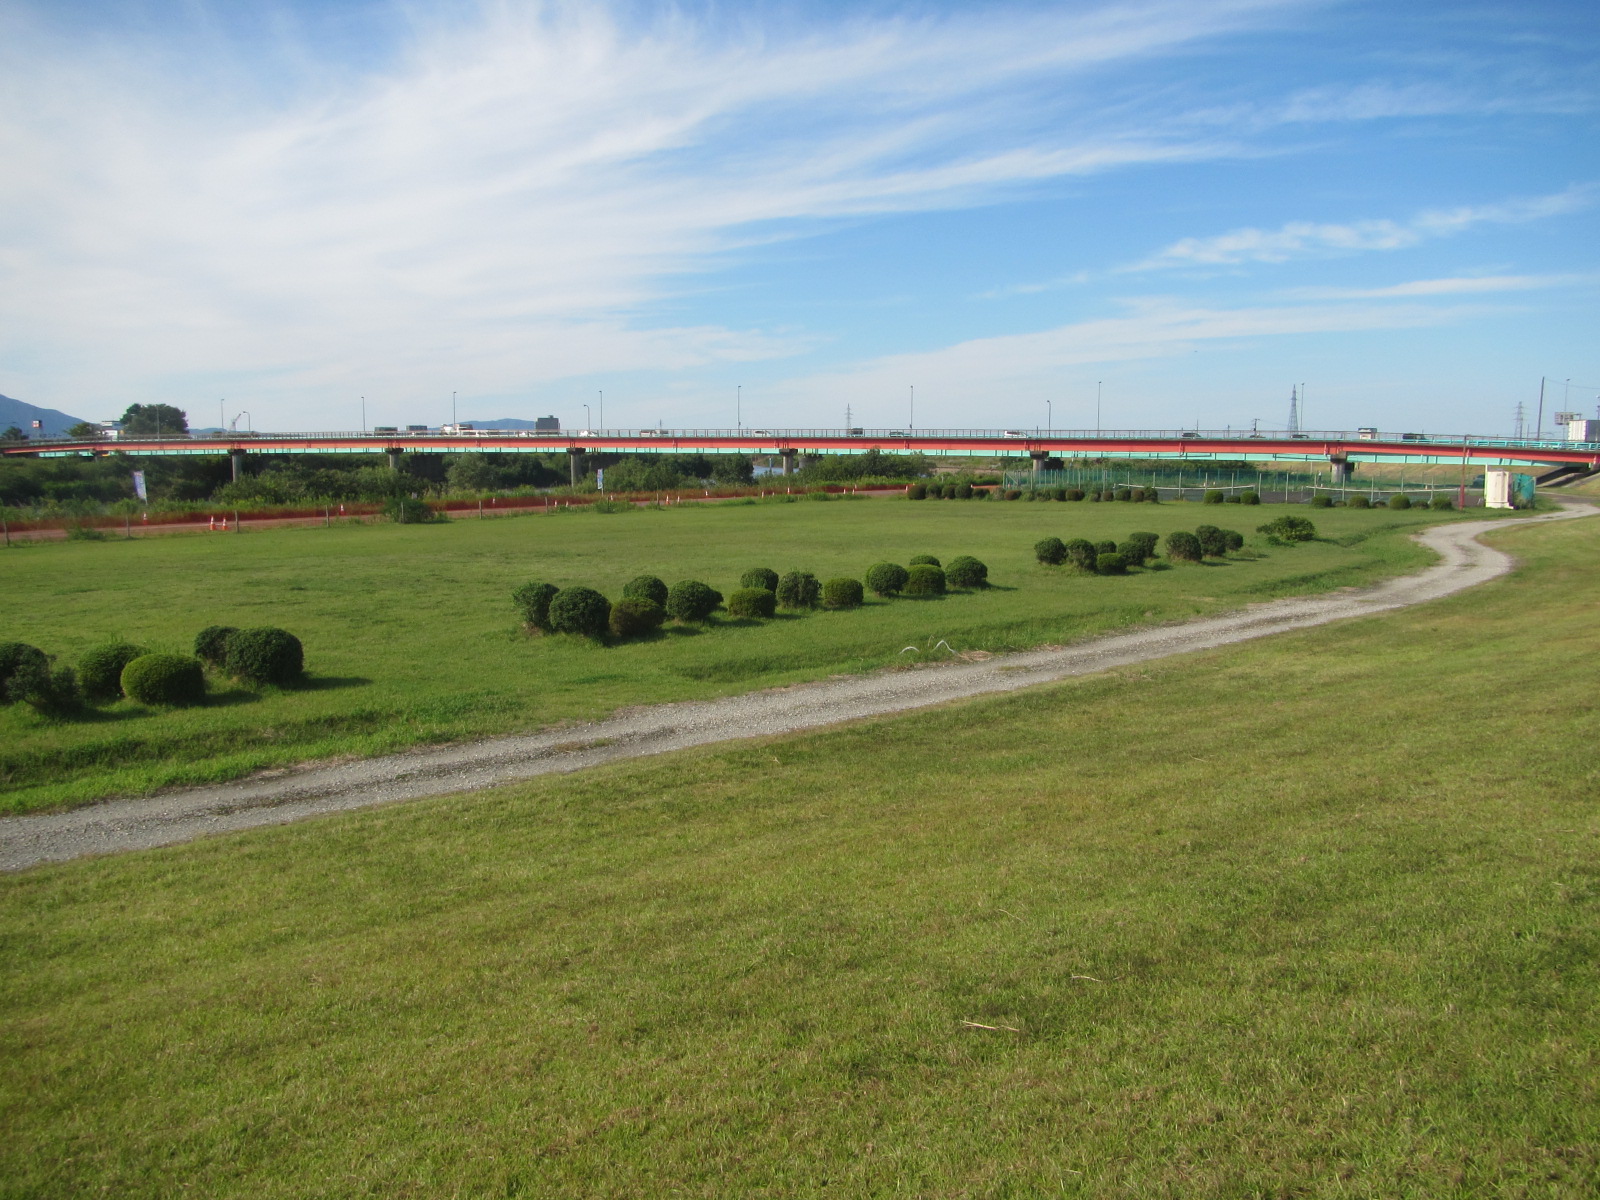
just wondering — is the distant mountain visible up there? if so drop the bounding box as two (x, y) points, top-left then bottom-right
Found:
(0, 393), (93, 438)
(464, 417), (561, 430)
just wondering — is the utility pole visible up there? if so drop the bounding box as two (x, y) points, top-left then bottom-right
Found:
(737, 385), (741, 430)
(1535, 377), (1546, 440)
(1096, 381), (1102, 435)
(361, 396), (366, 433)
(599, 390), (603, 432)
(452, 391), (457, 429)
(909, 385), (914, 431)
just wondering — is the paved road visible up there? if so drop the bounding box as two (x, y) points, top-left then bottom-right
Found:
(4, 505), (1592, 871)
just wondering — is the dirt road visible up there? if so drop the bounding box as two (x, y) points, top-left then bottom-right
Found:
(3, 505), (1590, 871)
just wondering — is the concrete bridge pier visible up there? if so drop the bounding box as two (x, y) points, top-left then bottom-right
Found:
(568, 446), (584, 486)
(229, 448), (246, 482)
(1030, 450), (1049, 483)
(780, 449), (797, 476)
(1329, 456), (1354, 483)
(386, 447), (403, 472)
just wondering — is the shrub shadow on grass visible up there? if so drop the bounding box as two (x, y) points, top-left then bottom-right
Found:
(203, 688), (264, 708)
(297, 675), (374, 692)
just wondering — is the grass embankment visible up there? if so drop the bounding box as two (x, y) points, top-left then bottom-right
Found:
(1, 498), (1495, 812)
(2, 515), (1596, 1196)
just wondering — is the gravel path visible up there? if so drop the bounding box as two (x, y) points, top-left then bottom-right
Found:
(4, 505), (1592, 871)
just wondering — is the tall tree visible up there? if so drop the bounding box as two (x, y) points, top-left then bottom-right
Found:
(119, 404), (189, 437)
(67, 422), (104, 439)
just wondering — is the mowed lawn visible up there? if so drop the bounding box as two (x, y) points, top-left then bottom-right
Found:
(1, 496), (1486, 812)
(1, 515), (1595, 1197)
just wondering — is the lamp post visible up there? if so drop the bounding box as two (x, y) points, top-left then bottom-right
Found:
(361, 396), (366, 433)
(599, 390), (603, 432)
(737, 385), (741, 430)
(1096, 381), (1102, 435)
(452, 391), (457, 429)
(910, 384), (914, 431)
(1046, 398), (1051, 432)
(584, 403), (592, 433)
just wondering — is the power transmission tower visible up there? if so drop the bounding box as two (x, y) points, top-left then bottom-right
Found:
(1513, 401), (1526, 439)
(1286, 386), (1300, 434)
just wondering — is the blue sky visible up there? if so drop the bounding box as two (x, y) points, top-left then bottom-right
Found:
(1, 0), (1595, 433)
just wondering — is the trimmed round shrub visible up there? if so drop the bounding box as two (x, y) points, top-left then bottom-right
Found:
(1088, 490), (1102, 502)
(1240, 490), (1261, 505)
(1096, 552), (1128, 575)
(384, 496), (437, 524)
(946, 556), (988, 588)
(1065, 538), (1098, 571)
(1202, 489), (1225, 504)
(821, 577), (864, 609)
(79, 641), (147, 703)
(1195, 524), (1228, 558)
(194, 625), (237, 666)
(740, 567), (780, 592)
(1166, 530), (1203, 562)
(548, 587), (612, 637)
(908, 554), (941, 567)
(0, 642), (49, 705)
(1257, 515), (1318, 543)
(1034, 536), (1067, 566)
(1429, 494), (1454, 510)
(726, 587), (778, 619)
(1101, 489), (1117, 502)
(1052, 488), (1068, 501)
(512, 582), (559, 631)
(1095, 540), (1117, 555)
(775, 571), (821, 609)
(1223, 529), (1245, 551)
(225, 627), (306, 685)
(609, 597), (665, 639)
(1346, 494), (1371, 509)
(7, 653), (82, 717)
(121, 653), (206, 707)
(1114, 489), (1132, 502)
(1387, 493), (1412, 510)
(1144, 489), (1160, 503)
(907, 483), (927, 500)
(666, 580), (720, 623)
(865, 562), (909, 596)
(622, 575), (669, 606)
(1023, 490), (1037, 501)
(943, 485), (959, 499)
(905, 564), (946, 596)
(1310, 495), (1334, 508)
(1066, 489), (1086, 501)
(1119, 533), (1158, 566)
(955, 483), (974, 500)
(1224, 494), (1242, 504)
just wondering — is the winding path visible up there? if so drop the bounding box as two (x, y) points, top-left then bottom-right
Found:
(4, 505), (1592, 871)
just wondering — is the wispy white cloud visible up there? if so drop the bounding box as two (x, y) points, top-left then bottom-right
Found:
(0, 0), (1302, 419)
(1127, 185), (1596, 270)
(1283, 272), (1597, 299)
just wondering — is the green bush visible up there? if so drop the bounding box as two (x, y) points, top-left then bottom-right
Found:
(1101, 489), (1117, 502)
(1430, 494), (1455, 510)
(946, 556), (989, 588)
(1240, 490), (1261, 505)
(1166, 531), (1203, 562)
(121, 653), (206, 707)
(1202, 490), (1225, 504)
(1223, 529), (1244, 551)
(1388, 493), (1412, 510)
(547, 587), (612, 637)
(821, 577), (864, 609)
(0, 642), (49, 705)
(726, 587), (778, 619)
(1087, 490), (1102, 502)
(1022, 490), (1037, 501)
(907, 483), (927, 500)
(225, 627), (306, 686)
(608, 597), (665, 639)
(665, 580), (721, 623)
(79, 641), (147, 703)
(1065, 538), (1098, 571)
(1119, 533), (1159, 565)
(7, 653), (82, 717)
(1144, 489), (1161, 503)
(775, 571), (821, 609)
(1034, 536), (1067, 566)
(1114, 489), (1132, 502)
(737, 568), (779, 592)
(1195, 524), (1229, 557)
(956, 483), (974, 500)
(622, 575), (669, 606)
(1095, 540), (1118, 555)
(383, 496), (438, 524)
(1096, 552), (1128, 575)
(904, 564), (946, 596)
(194, 625), (237, 666)
(1257, 515), (1318, 543)
(909, 554), (941, 567)
(1346, 494), (1371, 509)
(865, 562), (909, 597)
(1310, 495), (1334, 508)
(1066, 489), (1086, 501)
(1052, 488), (1068, 501)
(512, 582), (560, 631)
(1224, 494), (1242, 504)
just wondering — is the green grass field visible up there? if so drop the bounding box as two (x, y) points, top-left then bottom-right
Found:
(1, 512), (1595, 1197)
(1, 497), (1497, 813)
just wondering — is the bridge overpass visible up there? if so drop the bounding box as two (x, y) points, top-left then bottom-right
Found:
(7, 427), (1600, 486)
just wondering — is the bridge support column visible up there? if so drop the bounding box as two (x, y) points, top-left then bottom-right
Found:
(386, 447), (403, 472)
(1030, 450), (1049, 485)
(568, 447), (584, 486)
(1329, 456), (1353, 483)
(780, 449), (797, 476)
(229, 448), (246, 482)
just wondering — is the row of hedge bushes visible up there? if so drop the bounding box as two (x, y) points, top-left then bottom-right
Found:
(1034, 533), (1162, 575)
(1310, 493), (1452, 510)
(0, 626), (305, 717)
(514, 555), (992, 642)
(910, 483), (1163, 503)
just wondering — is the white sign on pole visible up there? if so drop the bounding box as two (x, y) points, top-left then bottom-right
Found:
(132, 471), (147, 501)
(595, 469), (605, 492)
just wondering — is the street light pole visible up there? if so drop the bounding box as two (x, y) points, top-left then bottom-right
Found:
(599, 390), (603, 432)
(584, 403), (592, 433)
(737, 385), (741, 430)
(361, 396), (366, 433)
(452, 391), (456, 429)
(1096, 381), (1102, 435)
(910, 385), (914, 431)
